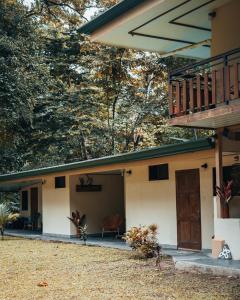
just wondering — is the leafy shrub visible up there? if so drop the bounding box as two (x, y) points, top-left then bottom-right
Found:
(0, 203), (19, 239)
(67, 210), (87, 242)
(124, 224), (161, 258)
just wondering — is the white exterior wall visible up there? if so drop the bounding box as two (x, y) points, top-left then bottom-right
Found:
(42, 175), (71, 237)
(214, 196), (240, 260)
(125, 150), (236, 250)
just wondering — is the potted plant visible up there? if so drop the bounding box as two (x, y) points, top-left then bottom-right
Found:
(67, 210), (87, 241)
(216, 180), (233, 218)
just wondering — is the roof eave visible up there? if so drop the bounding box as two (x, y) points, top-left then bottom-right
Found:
(0, 139), (214, 183)
(78, 0), (146, 35)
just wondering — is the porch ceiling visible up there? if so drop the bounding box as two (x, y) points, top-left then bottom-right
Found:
(79, 0), (231, 59)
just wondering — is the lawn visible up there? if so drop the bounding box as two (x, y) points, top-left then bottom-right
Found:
(0, 237), (239, 300)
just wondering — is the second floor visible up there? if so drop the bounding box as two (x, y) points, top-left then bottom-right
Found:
(79, 0), (240, 129)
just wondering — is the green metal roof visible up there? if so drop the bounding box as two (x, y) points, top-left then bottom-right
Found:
(0, 139), (214, 182)
(78, 0), (146, 35)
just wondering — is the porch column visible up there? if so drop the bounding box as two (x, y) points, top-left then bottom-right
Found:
(215, 128), (223, 218)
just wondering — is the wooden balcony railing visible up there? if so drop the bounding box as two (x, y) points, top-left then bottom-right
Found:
(169, 48), (240, 118)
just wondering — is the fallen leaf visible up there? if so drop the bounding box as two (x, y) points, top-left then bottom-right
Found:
(37, 281), (48, 287)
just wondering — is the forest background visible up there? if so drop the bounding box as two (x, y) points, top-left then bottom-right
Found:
(0, 0), (208, 175)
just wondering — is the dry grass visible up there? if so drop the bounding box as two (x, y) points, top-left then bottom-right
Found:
(0, 237), (239, 300)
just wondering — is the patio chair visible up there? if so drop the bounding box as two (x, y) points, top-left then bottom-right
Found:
(101, 214), (123, 238)
(23, 213), (40, 230)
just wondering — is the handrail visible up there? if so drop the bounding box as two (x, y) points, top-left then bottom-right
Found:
(170, 47), (240, 78)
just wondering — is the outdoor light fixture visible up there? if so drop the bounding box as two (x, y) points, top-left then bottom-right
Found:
(208, 11), (216, 20)
(201, 163), (208, 169)
(126, 170), (132, 175)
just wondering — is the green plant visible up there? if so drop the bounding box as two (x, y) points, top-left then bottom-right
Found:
(67, 210), (87, 241)
(124, 224), (161, 259)
(0, 203), (19, 239)
(216, 180), (233, 218)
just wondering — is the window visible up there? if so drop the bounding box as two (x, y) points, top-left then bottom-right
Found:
(21, 191), (28, 211)
(55, 176), (66, 188)
(149, 164), (169, 181)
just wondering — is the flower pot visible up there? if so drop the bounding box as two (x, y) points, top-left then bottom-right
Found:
(76, 227), (81, 238)
(221, 204), (230, 218)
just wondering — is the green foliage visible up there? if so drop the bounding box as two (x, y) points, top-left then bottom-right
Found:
(0, 192), (20, 213)
(0, 0), (52, 172)
(0, 0), (210, 174)
(68, 210), (87, 241)
(124, 224), (160, 258)
(0, 203), (19, 239)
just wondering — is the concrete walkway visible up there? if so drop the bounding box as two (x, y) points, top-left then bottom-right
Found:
(5, 230), (240, 277)
(5, 229), (130, 250)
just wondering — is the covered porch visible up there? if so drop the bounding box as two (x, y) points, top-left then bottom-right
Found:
(69, 169), (125, 238)
(0, 180), (43, 232)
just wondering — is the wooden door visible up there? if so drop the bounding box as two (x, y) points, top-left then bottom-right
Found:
(30, 187), (38, 229)
(176, 169), (201, 250)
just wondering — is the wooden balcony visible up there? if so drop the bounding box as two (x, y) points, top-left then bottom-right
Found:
(168, 48), (240, 129)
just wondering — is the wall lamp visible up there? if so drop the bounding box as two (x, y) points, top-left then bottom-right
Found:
(208, 11), (216, 20)
(201, 163), (208, 169)
(126, 170), (132, 175)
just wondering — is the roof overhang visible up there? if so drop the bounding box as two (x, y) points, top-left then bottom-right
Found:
(79, 0), (231, 59)
(0, 180), (42, 192)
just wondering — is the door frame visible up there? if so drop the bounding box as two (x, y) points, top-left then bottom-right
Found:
(175, 168), (202, 250)
(30, 187), (39, 229)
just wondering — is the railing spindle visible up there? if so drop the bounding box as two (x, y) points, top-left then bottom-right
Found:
(225, 65), (231, 101)
(189, 79), (194, 112)
(204, 73), (209, 108)
(197, 74), (201, 110)
(212, 70), (216, 105)
(219, 67), (224, 103)
(234, 63), (239, 99)
(168, 83), (173, 116)
(182, 80), (187, 114)
(175, 81), (180, 114)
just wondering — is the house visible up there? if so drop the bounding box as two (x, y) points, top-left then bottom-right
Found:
(78, 0), (240, 258)
(0, 138), (240, 258)
(0, 0), (240, 259)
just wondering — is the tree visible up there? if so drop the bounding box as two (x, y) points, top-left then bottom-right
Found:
(0, 0), (52, 172)
(0, 0), (209, 173)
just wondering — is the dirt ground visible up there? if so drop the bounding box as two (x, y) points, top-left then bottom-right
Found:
(0, 237), (239, 300)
